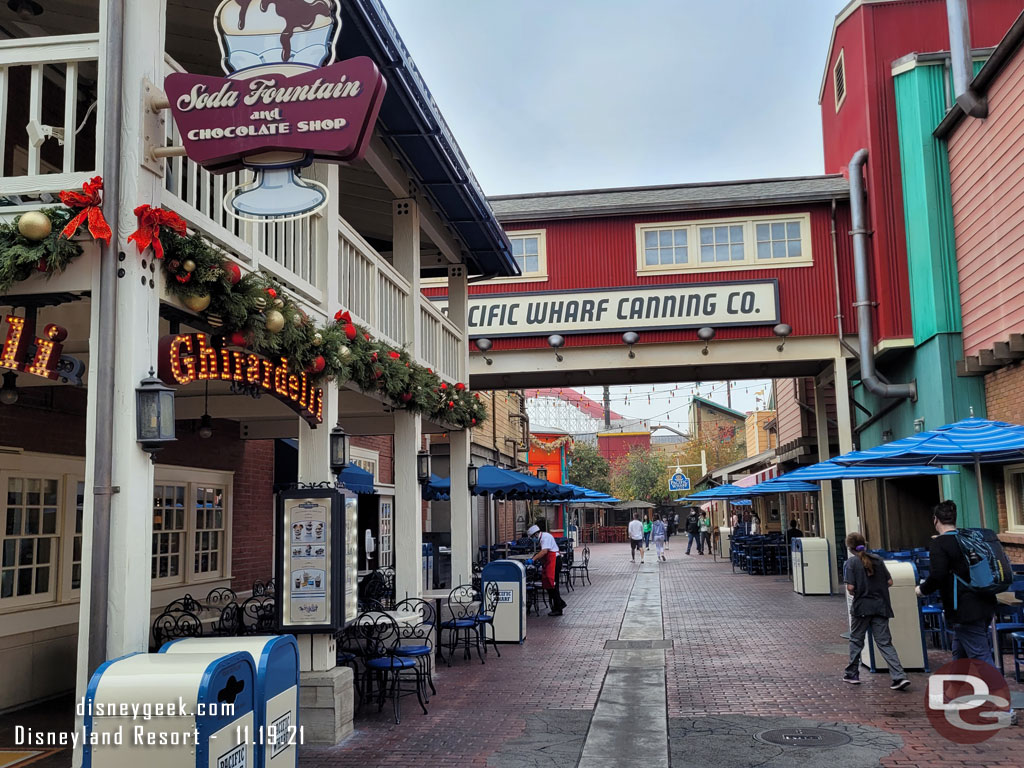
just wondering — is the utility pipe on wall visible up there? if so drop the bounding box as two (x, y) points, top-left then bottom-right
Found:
(946, 0), (988, 118)
(848, 149), (917, 401)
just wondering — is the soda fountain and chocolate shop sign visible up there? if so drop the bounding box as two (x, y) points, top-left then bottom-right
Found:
(164, 0), (386, 221)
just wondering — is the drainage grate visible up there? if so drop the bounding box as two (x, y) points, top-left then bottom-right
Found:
(604, 639), (674, 649)
(754, 728), (852, 748)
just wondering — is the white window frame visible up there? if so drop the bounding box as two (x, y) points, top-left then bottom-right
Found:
(1003, 463), (1024, 533)
(834, 49), (847, 112)
(635, 213), (813, 276)
(0, 469), (63, 609)
(378, 495), (393, 569)
(350, 446), (380, 484)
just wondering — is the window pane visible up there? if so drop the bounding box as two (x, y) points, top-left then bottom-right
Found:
(756, 223), (770, 241)
(787, 221), (801, 239)
(42, 508), (56, 535)
(700, 245), (715, 262)
(35, 566), (49, 593)
(19, 539), (33, 565)
(37, 538), (50, 563)
(514, 254), (525, 270)
(674, 246), (688, 264)
(511, 239), (523, 256)
(1, 570), (12, 598)
(1013, 472), (1024, 526)
(525, 255), (539, 273)
(731, 243), (745, 260)
(716, 245), (730, 262)
(773, 241), (787, 259)
(729, 225), (743, 242)
(645, 249), (659, 266)
(659, 230), (672, 247)
(787, 240), (802, 257)
(524, 237), (538, 255)
(2, 540), (14, 567)
(674, 229), (687, 246)
(72, 564), (81, 590)
(644, 231), (658, 248)
(757, 242), (771, 259)
(43, 480), (58, 506)
(771, 222), (785, 239)
(5, 509), (20, 536)
(699, 227), (713, 245)
(17, 568), (32, 595)
(714, 226), (728, 244)
(25, 510), (39, 535)
(660, 249), (674, 265)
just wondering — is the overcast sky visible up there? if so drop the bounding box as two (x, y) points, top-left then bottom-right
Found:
(382, 0), (841, 423)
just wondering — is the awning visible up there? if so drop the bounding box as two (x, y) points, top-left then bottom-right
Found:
(733, 466), (779, 488)
(338, 462), (376, 495)
(422, 466), (574, 501)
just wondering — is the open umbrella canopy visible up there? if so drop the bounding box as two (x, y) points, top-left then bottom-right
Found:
(677, 484), (752, 502)
(421, 466), (574, 501)
(781, 461), (957, 481)
(745, 479), (821, 495)
(831, 417), (1024, 466)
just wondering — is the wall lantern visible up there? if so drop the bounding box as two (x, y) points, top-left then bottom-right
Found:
(0, 372), (18, 405)
(417, 450), (431, 484)
(468, 461), (479, 489)
(622, 331), (639, 359)
(136, 368), (176, 456)
(329, 425), (350, 475)
(913, 418), (925, 433)
(773, 323), (793, 352)
(548, 334), (565, 362)
(697, 326), (716, 356)
(537, 466), (548, 482)
(474, 337), (493, 365)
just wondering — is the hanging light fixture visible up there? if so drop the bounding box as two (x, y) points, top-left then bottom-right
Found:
(697, 326), (716, 356)
(0, 372), (19, 405)
(468, 461), (479, 489)
(136, 369), (176, 456)
(537, 466), (548, 482)
(474, 338), (493, 365)
(417, 450), (431, 484)
(548, 334), (565, 362)
(622, 331), (639, 358)
(773, 323), (793, 352)
(198, 381), (213, 439)
(7, 0), (43, 19)
(329, 425), (350, 475)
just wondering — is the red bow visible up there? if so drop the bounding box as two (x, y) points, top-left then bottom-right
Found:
(59, 176), (112, 244)
(127, 205), (187, 260)
(334, 310), (352, 323)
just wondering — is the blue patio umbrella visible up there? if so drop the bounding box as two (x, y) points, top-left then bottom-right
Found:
(676, 484), (752, 502)
(781, 462), (957, 481)
(745, 479), (821, 495)
(830, 417), (1024, 528)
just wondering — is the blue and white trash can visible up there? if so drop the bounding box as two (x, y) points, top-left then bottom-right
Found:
(481, 559), (527, 643)
(85, 651), (255, 768)
(161, 635), (300, 767)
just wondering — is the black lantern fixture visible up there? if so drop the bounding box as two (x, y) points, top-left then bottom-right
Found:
(474, 338), (493, 365)
(417, 450), (431, 484)
(697, 326), (716, 356)
(198, 381), (213, 439)
(136, 368), (176, 456)
(0, 372), (19, 405)
(329, 425), (350, 475)
(622, 331), (639, 358)
(537, 466), (548, 482)
(548, 334), (565, 362)
(773, 323), (793, 352)
(468, 461), (479, 489)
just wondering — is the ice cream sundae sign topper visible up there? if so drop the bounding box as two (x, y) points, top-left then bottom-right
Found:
(164, 0), (387, 221)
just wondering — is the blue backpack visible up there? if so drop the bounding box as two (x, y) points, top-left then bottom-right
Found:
(952, 528), (1013, 606)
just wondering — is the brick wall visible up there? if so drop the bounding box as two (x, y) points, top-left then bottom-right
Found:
(350, 434), (394, 484)
(228, 440), (276, 590)
(984, 364), (1024, 561)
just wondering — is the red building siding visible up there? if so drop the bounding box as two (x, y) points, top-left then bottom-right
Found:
(819, 0), (1023, 343)
(598, 432), (651, 465)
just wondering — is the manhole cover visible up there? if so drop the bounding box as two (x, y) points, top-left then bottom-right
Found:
(754, 728), (852, 748)
(603, 639), (674, 649)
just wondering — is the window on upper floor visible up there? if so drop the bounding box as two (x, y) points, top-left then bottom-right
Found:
(635, 214), (812, 275)
(834, 49), (847, 112)
(508, 230), (548, 279)
(1003, 463), (1024, 533)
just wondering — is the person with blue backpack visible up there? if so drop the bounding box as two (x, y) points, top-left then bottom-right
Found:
(915, 500), (1011, 662)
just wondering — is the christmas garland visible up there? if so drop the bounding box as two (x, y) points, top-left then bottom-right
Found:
(152, 223), (487, 428)
(0, 208), (84, 294)
(530, 434), (574, 451)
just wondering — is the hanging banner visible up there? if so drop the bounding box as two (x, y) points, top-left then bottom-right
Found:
(433, 279), (779, 338)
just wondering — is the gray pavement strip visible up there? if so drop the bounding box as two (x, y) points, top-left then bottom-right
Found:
(667, 715), (903, 768)
(486, 709), (592, 768)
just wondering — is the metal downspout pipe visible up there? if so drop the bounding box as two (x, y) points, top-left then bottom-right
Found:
(848, 149), (917, 401)
(946, 0), (988, 118)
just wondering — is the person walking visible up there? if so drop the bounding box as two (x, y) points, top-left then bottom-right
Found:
(698, 511), (711, 555)
(627, 512), (645, 564)
(642, 514), (652, 550)
(652, 513), (667, 562)
(749, 511), (761, 535)
(664, 513), (673, 550)
(842, 531), (911, 689)
(915, 500), (998, 661)
(684, 508), (700, 555)
(527, 524), (566, 616)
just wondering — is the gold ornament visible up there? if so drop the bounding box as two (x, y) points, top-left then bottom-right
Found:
(183, 259), (196, 273)
(339, 345), (351, 357)
(17, 211), (52, 241)
(312, 332), (323, 346)
(183, 294), (211, 313)
(253, 296), (267, 310)
(264, 309), (285, 333)
(206, 312), (224, 328)
(273, 298), (284, 309)
(292, 313), (303, 326)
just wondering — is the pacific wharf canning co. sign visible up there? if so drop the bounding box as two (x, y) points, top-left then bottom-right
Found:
(436, 280), (779, 338)
(164, 0), (386, 221)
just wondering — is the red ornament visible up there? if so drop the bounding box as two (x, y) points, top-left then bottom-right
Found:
(175, 272), (192, 284)
(306, 355), (326, 374)
(388, 351), (401, 360)
(373, 366), (383, 379)
(36, 258), (49, 272)
(344, 323), (357, 340)
(456, 382), (466, 391)
(472, 418), (477, 425)
(474, 393), (481, 399)
(363, 333), (370, 340)
(440, 383), (447, 390)
(405, 362), (410, 367)
(448, 400), (455, 409)
(401, 392), (413, 403)
(223, 262), (242, 285)
(229, 331), (248, 347)
(267, 288), (277, 299)
(427, 368), (433, 374)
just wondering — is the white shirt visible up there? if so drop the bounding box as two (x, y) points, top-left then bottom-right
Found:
(627, 520), (644, 540)
(537, 531), (559, 556)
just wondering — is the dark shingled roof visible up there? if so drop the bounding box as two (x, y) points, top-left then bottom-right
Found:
(489, 175), (851, 222)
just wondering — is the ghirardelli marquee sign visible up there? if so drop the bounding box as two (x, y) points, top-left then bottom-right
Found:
(164, 1), (387, 221)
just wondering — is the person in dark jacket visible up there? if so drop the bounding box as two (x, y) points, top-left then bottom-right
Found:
(916, 500), (998, 661)
(786, 519), (804, 547)
(684, 508), (700, 555)
(842, 531), (910, 689)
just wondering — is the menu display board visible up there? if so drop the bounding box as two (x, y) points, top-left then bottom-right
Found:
(275, 488), (350, 632)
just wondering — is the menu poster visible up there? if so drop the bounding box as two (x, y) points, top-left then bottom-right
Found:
(275, 488), (349, 632)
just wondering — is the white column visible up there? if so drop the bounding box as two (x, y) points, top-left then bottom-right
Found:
(814, 371), (837, 552)
(393, 198), (422, 599)
(832, 356), (861, 534)
(394, 410), (423, 599)
(447, 264), (472, 583)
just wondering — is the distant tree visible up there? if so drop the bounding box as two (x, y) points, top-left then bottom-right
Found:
(612, 446), (670, 504)
(567, 441), (612, 495)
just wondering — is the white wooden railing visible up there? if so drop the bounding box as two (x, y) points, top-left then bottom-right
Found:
(337, 217), (409, 349)
(161, 56), (324, 308)
(420, 296), (463, 383)
(0, 34), (101, 198)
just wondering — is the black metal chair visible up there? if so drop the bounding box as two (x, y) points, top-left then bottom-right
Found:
(524, 564), (547, 616)
(441, 584), (484, 666)
(165, 594), (203, 613)
(559, 549), (574, 593)
(569, 546), (591, 586)
(352, 611), (428, 724)
(475, 581), (501, 658)
(205, 587), (237, 609)
(393, 597), (438, 699)
(151, 609), (203, 649)
(240, 595), (276, 633)
(211, 601), (244, 636)
(361, 570), (396, 610)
